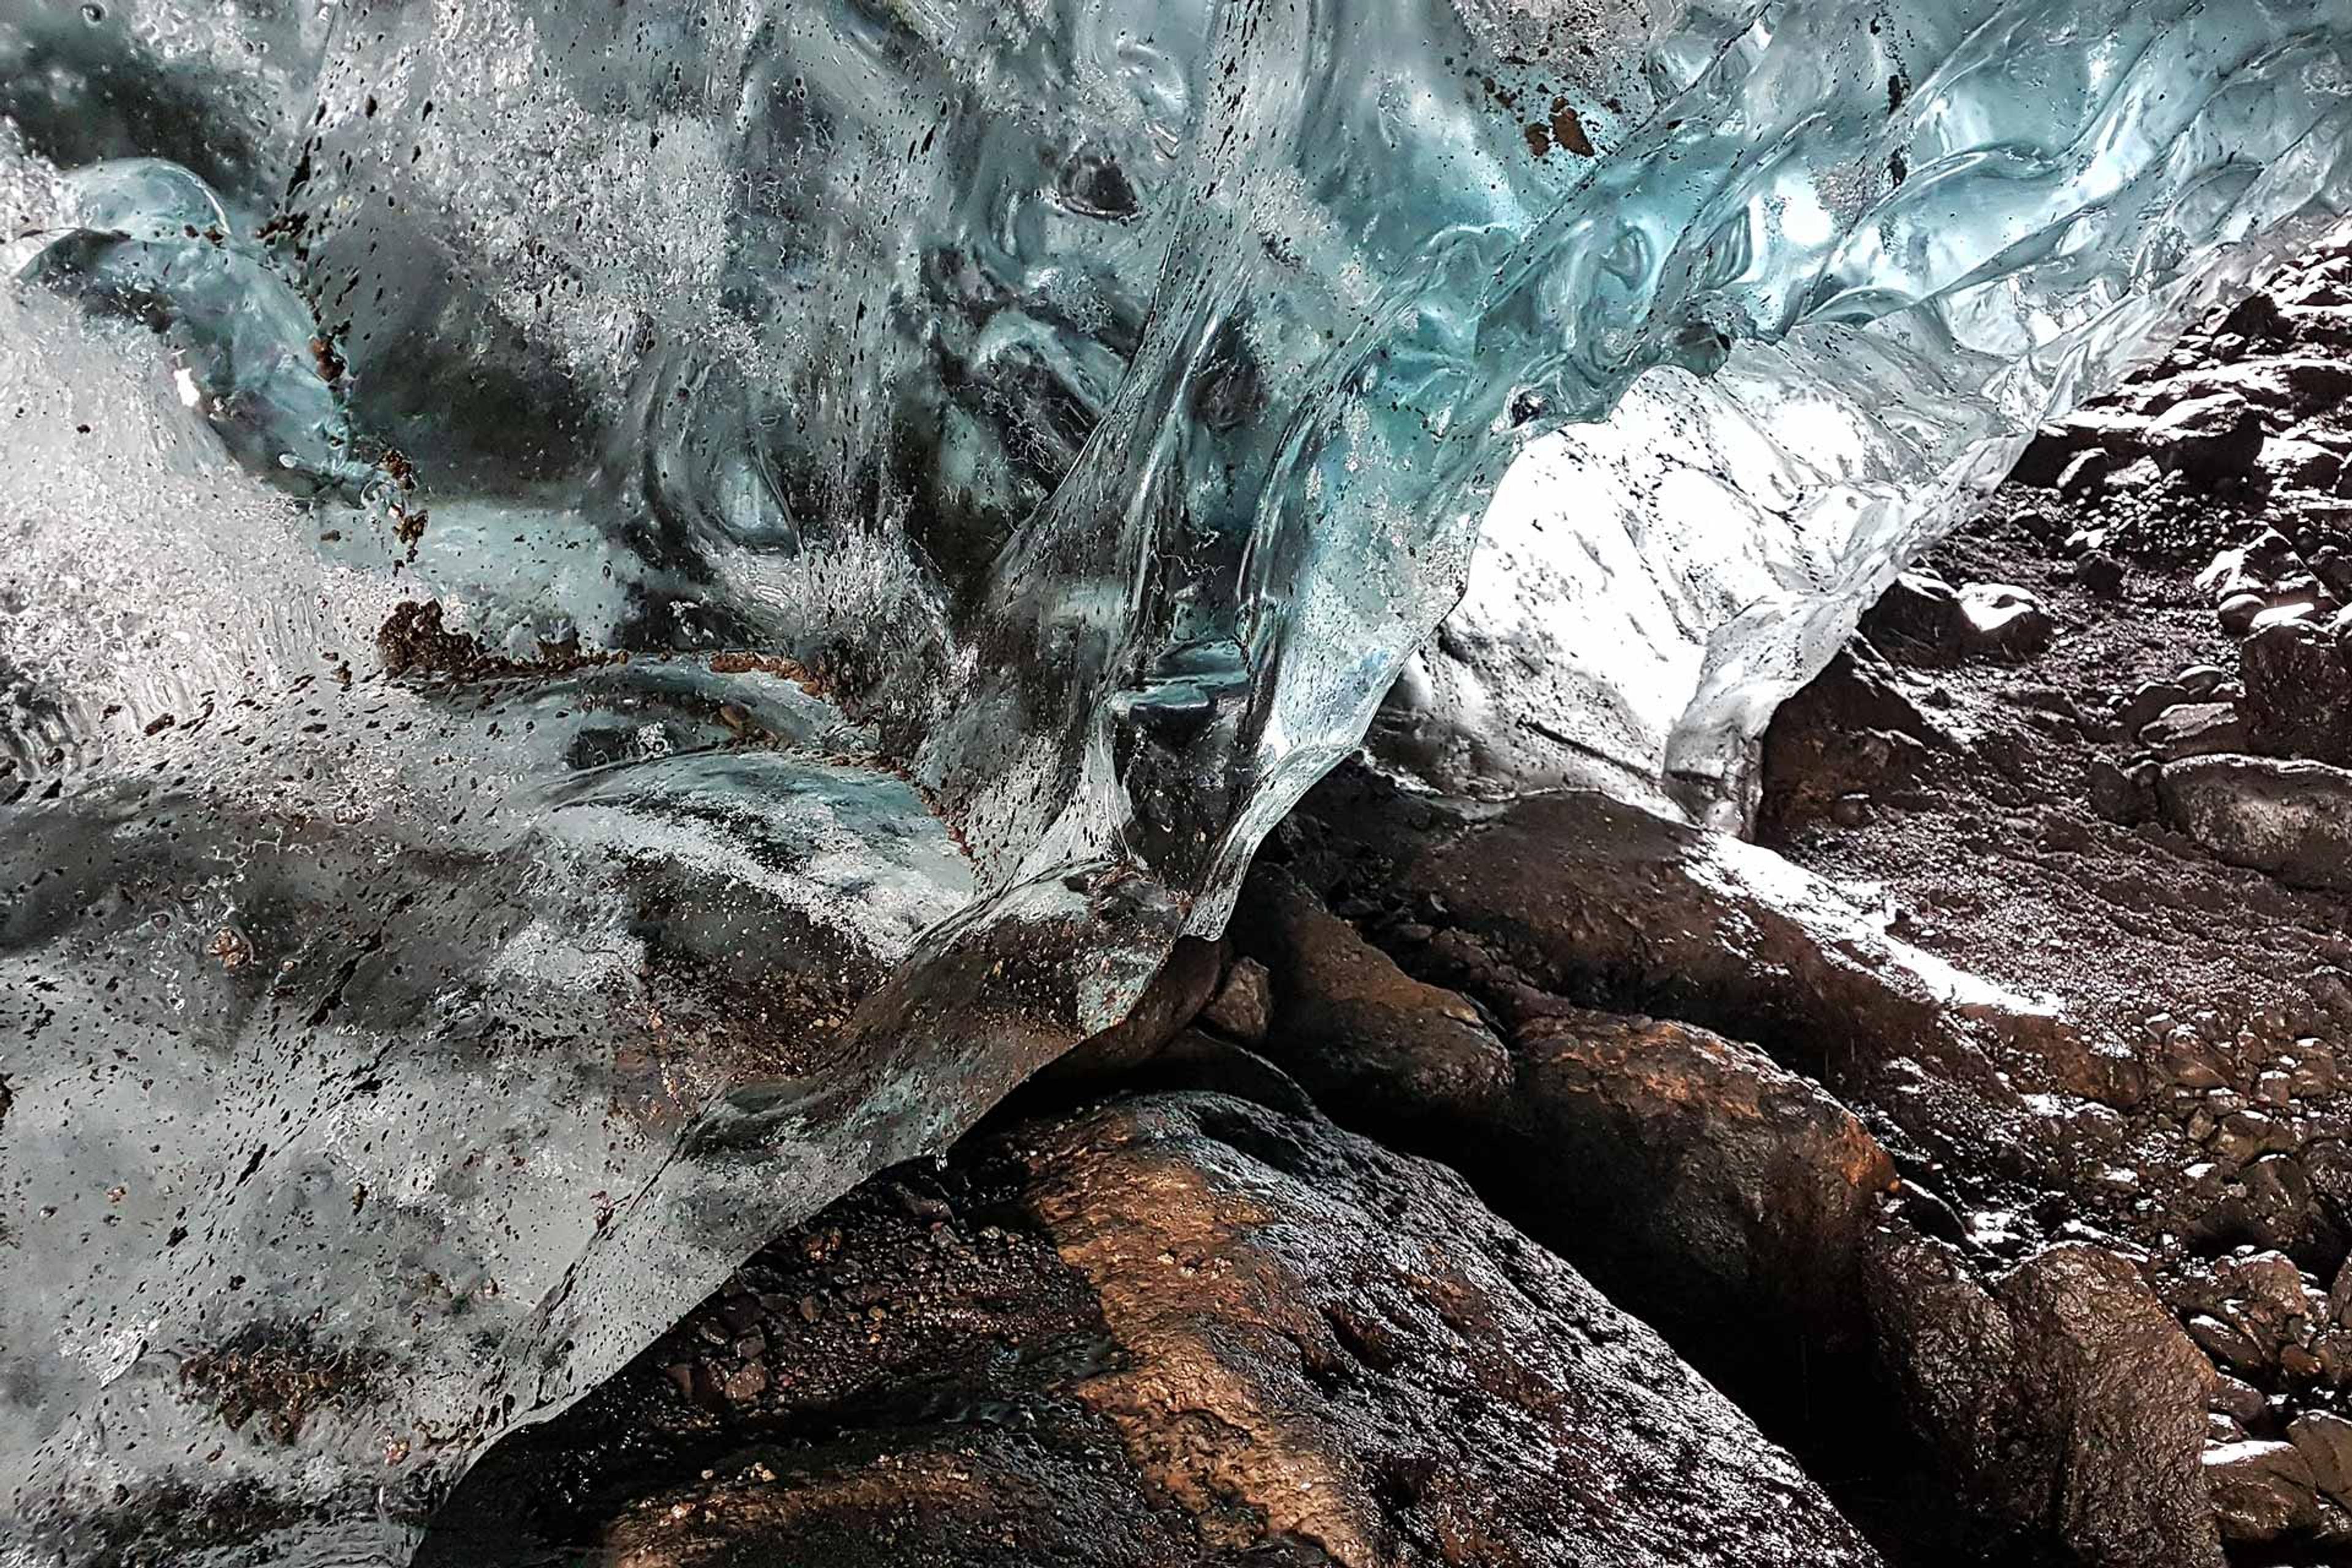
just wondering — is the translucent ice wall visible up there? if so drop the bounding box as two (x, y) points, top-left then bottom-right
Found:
(2, 0), (2349, 1560)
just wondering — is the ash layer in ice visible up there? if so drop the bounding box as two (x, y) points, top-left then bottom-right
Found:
(1, 1), (2350, 1562)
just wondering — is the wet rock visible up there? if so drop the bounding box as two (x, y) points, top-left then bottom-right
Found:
(2146, 393), (2267, 484)
(1198, 955), (1271, 1043)
(2241, 618), (2352, 764)
(1439, 1000), (1897, 1343)
(1040, 935), (1227, 1084)
(1864, 1232), (2223, 1568)
(1956, 583), (2056, 658)
(2155, 755), (2352, 895)
(2139, 701), (2246, 761)
(1231, 865), (1510, 1129)
(1363, 784), (2081, 1123)
(435, 1090), (1887, 1567)
(2205, 1439), (2320, 1545)
(2291, 1411), (2352, 1506)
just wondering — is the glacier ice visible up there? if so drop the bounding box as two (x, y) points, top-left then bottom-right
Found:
(1, 0), (2349, 1559)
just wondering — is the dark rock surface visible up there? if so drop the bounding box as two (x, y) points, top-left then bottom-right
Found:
(2156, 755), (2352, 895)
(428, 1088), (1882, 1567)
(1864, 1232), (2222, 1568)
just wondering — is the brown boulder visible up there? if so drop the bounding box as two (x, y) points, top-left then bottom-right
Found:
(431, 1090), (1883, 1568)
(2155, 755), (2352, 894)
(1499, 1004), (1897, 1338)
(2241, 618), (2352, 763)
(1230, 863), (1512, 1128)
(1863, 1232), (2223, 1568)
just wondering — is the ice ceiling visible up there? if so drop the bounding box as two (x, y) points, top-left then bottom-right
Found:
(1, 0), (2348, 1560)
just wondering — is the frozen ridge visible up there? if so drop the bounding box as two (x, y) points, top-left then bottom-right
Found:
(1, 0), (2348, 1560)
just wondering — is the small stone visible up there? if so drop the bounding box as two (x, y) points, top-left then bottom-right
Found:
(2073, 551), (2126, 597)
(1860, 571), (1962, 653)
(2177, 663), (2231, 698)
(2251, 600), (2328, 635)
(1200, 956), (1273, 1043)
(2215, 1373), (2270, 1423)
(2258, 1069), (2295, 1108)
(2163, 1030), (2228, 1090)
(1956, 583), (2054, 658)
(2139, 700), (2245, 760)
(2206, 1438), (2320, 1544)
(2290, 1045), (2338, 1099)
(2242, 618), (2352, 765)
(2215, 1109), (2291, 1164)
(1830, 792), (1871, 828)
(2188, 1312), (2270, 1371)
(2054, 448), (2116, 496)
(2313, 967), (2352, 1019)
(2157, 756), (2352, 896)
(722, 1361), (769, 1403)
(2088, 756), (2159, 826)
(2146, 394), (2267, 486)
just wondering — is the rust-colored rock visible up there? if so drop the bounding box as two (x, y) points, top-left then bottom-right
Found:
(431, 1090), (1883, 1567)
(1863, 1231), (2222, 1568)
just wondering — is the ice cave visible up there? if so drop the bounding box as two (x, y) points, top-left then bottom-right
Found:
(5, 1), (2352, 1564)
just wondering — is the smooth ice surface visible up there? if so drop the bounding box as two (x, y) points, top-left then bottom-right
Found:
(2, 0), (2350, 1559)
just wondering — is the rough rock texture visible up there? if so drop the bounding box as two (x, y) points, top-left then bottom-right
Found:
(430, 1088), (1882, 1568)
(1229, 865), (1512, 1128)
(2242, 619), (2352, 763)
(1754, 232), (2352, 1567)
(1234, 776), (2210, 1568)
(2155, 755), (2352, 895)
(1863, 1232), (2222, 1568)
(1229, 862), (1896, 1346)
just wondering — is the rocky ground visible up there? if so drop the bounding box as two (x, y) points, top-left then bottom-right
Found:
(417, 241), (2352, 1568)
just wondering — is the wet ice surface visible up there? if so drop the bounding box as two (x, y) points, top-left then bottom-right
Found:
(2, 0), (2350, 1559)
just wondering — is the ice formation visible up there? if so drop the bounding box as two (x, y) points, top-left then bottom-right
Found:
(1, 0), (2348, 1560)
